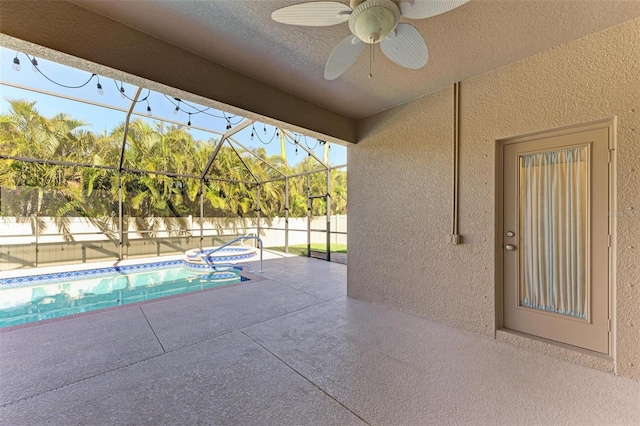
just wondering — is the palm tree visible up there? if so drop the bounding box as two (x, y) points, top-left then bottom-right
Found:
(0, 100), (98, 240)
(0, 99), (347, 253)
(330, 168), (347, 215)
(134, 132), (201, 234)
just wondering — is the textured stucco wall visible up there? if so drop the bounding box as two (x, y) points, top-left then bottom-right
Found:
(350, 18), (640, 379)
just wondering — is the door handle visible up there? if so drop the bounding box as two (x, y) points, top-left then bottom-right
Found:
(505, 244), (516, 251)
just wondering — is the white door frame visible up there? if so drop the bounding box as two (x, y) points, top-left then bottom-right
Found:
(495, 117), (616, 357)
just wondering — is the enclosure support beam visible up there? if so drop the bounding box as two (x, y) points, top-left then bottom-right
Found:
(200, 137), (227, 180)
(326, 167), (331, 262)
(35, 208), (39, 267)
(285, 178), (290, 253)
(204, 177), (257, 186)
(307, 173), (311, 258)
(118, 87), (143, 172)
(121, 168), (199, 180)
(283, 168), (328, 180)
(199, 180), (204, 251)
(118, 174), (123, 261)
(200, 119), (252, 180)
(115, 86), (143, 261)
(259, 176), (288, 185)
(226, 140), (259, 184)
(0, 155), (117, 171)
(228, 138), (287, 178)
(256, 184), (261, 239)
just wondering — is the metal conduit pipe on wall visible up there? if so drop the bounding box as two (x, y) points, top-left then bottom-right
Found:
(451, 82), (461, 245)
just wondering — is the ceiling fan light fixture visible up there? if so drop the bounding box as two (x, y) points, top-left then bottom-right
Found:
(349, 0), (399, 44)
(271, 0), (469, 80)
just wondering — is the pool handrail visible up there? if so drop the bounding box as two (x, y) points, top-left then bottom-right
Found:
(205, 235), (263, 273)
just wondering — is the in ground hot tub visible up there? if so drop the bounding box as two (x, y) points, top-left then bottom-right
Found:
(183, 246), (258, 272)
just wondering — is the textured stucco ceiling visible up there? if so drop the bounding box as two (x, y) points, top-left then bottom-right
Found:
(68, 1), (640, 120)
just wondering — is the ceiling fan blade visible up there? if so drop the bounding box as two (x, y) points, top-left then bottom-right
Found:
(380, 23), (428, 69)
(399, 0), (469, 19)
(271, 2), (352, 26)
(324, 35), (365, 80)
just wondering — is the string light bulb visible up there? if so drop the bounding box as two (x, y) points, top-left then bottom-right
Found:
(251, 130), (254, 141)
(96, 76), (104, 95)
(263, 125), (267, 135)
(276, 129), (279, 137)
(146, 102), (152, 116)
(173, 98), (181, 115)
(31, 57), (39, 73)
(12, 55), (21, 72)
(120, 84), (126, 98)
(187, 113), (192, 129)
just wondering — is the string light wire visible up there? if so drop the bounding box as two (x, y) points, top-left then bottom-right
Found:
(22, 53), (96, 89)
(10, 52), (329, 152)
(163, 94), (242, 123)
(251, 124), (278, 145)
(114, 80), (150, 103)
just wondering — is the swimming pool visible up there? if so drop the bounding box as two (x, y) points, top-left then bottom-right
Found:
(0, 261), (247, 328)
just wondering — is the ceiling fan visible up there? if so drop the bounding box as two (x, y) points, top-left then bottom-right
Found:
(271, 0), (469, 80)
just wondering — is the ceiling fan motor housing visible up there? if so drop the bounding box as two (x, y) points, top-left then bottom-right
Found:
(349, 0), (400, 44)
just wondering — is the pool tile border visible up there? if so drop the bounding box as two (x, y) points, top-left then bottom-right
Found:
(0, 260), (185, 288)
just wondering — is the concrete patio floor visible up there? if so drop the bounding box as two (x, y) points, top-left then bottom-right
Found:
(1, 255), (639, 425)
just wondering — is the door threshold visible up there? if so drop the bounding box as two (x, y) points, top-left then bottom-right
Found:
(496, 329), (614, 374)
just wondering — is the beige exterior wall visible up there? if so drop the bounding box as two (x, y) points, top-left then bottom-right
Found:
(350, 19), (640, 380)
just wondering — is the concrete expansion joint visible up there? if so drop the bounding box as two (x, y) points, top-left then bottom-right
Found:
(0, 283), (343, 409)
(139, 306), (166, 353)
(0, 322), (277, 408)
(162, 327), (246, 354)
(236, 298), (340, 335)
(122, 296), (335, 358)
(239, 330), (372, 426)
(275, 282), (351, 303)
(0, 352), (166, 408)
(1, 326), (248, 408)
(269, 278), (326, 301)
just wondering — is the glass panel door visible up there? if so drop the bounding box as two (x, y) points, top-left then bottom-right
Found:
(502, 126), (610, 354)
(518, 147), (588, 319)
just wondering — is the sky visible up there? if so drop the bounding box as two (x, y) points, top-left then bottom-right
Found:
(0, 47), (347, 168)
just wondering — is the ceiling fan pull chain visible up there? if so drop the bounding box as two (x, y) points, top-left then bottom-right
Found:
(369, 43), (373, 79)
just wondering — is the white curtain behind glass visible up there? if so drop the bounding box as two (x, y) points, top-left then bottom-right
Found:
(519, 147), (587, 319)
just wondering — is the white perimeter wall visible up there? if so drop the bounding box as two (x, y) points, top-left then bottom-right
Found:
(0, 216), (347, 247)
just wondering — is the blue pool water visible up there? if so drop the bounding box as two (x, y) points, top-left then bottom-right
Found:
(0, 265), (247, 328)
